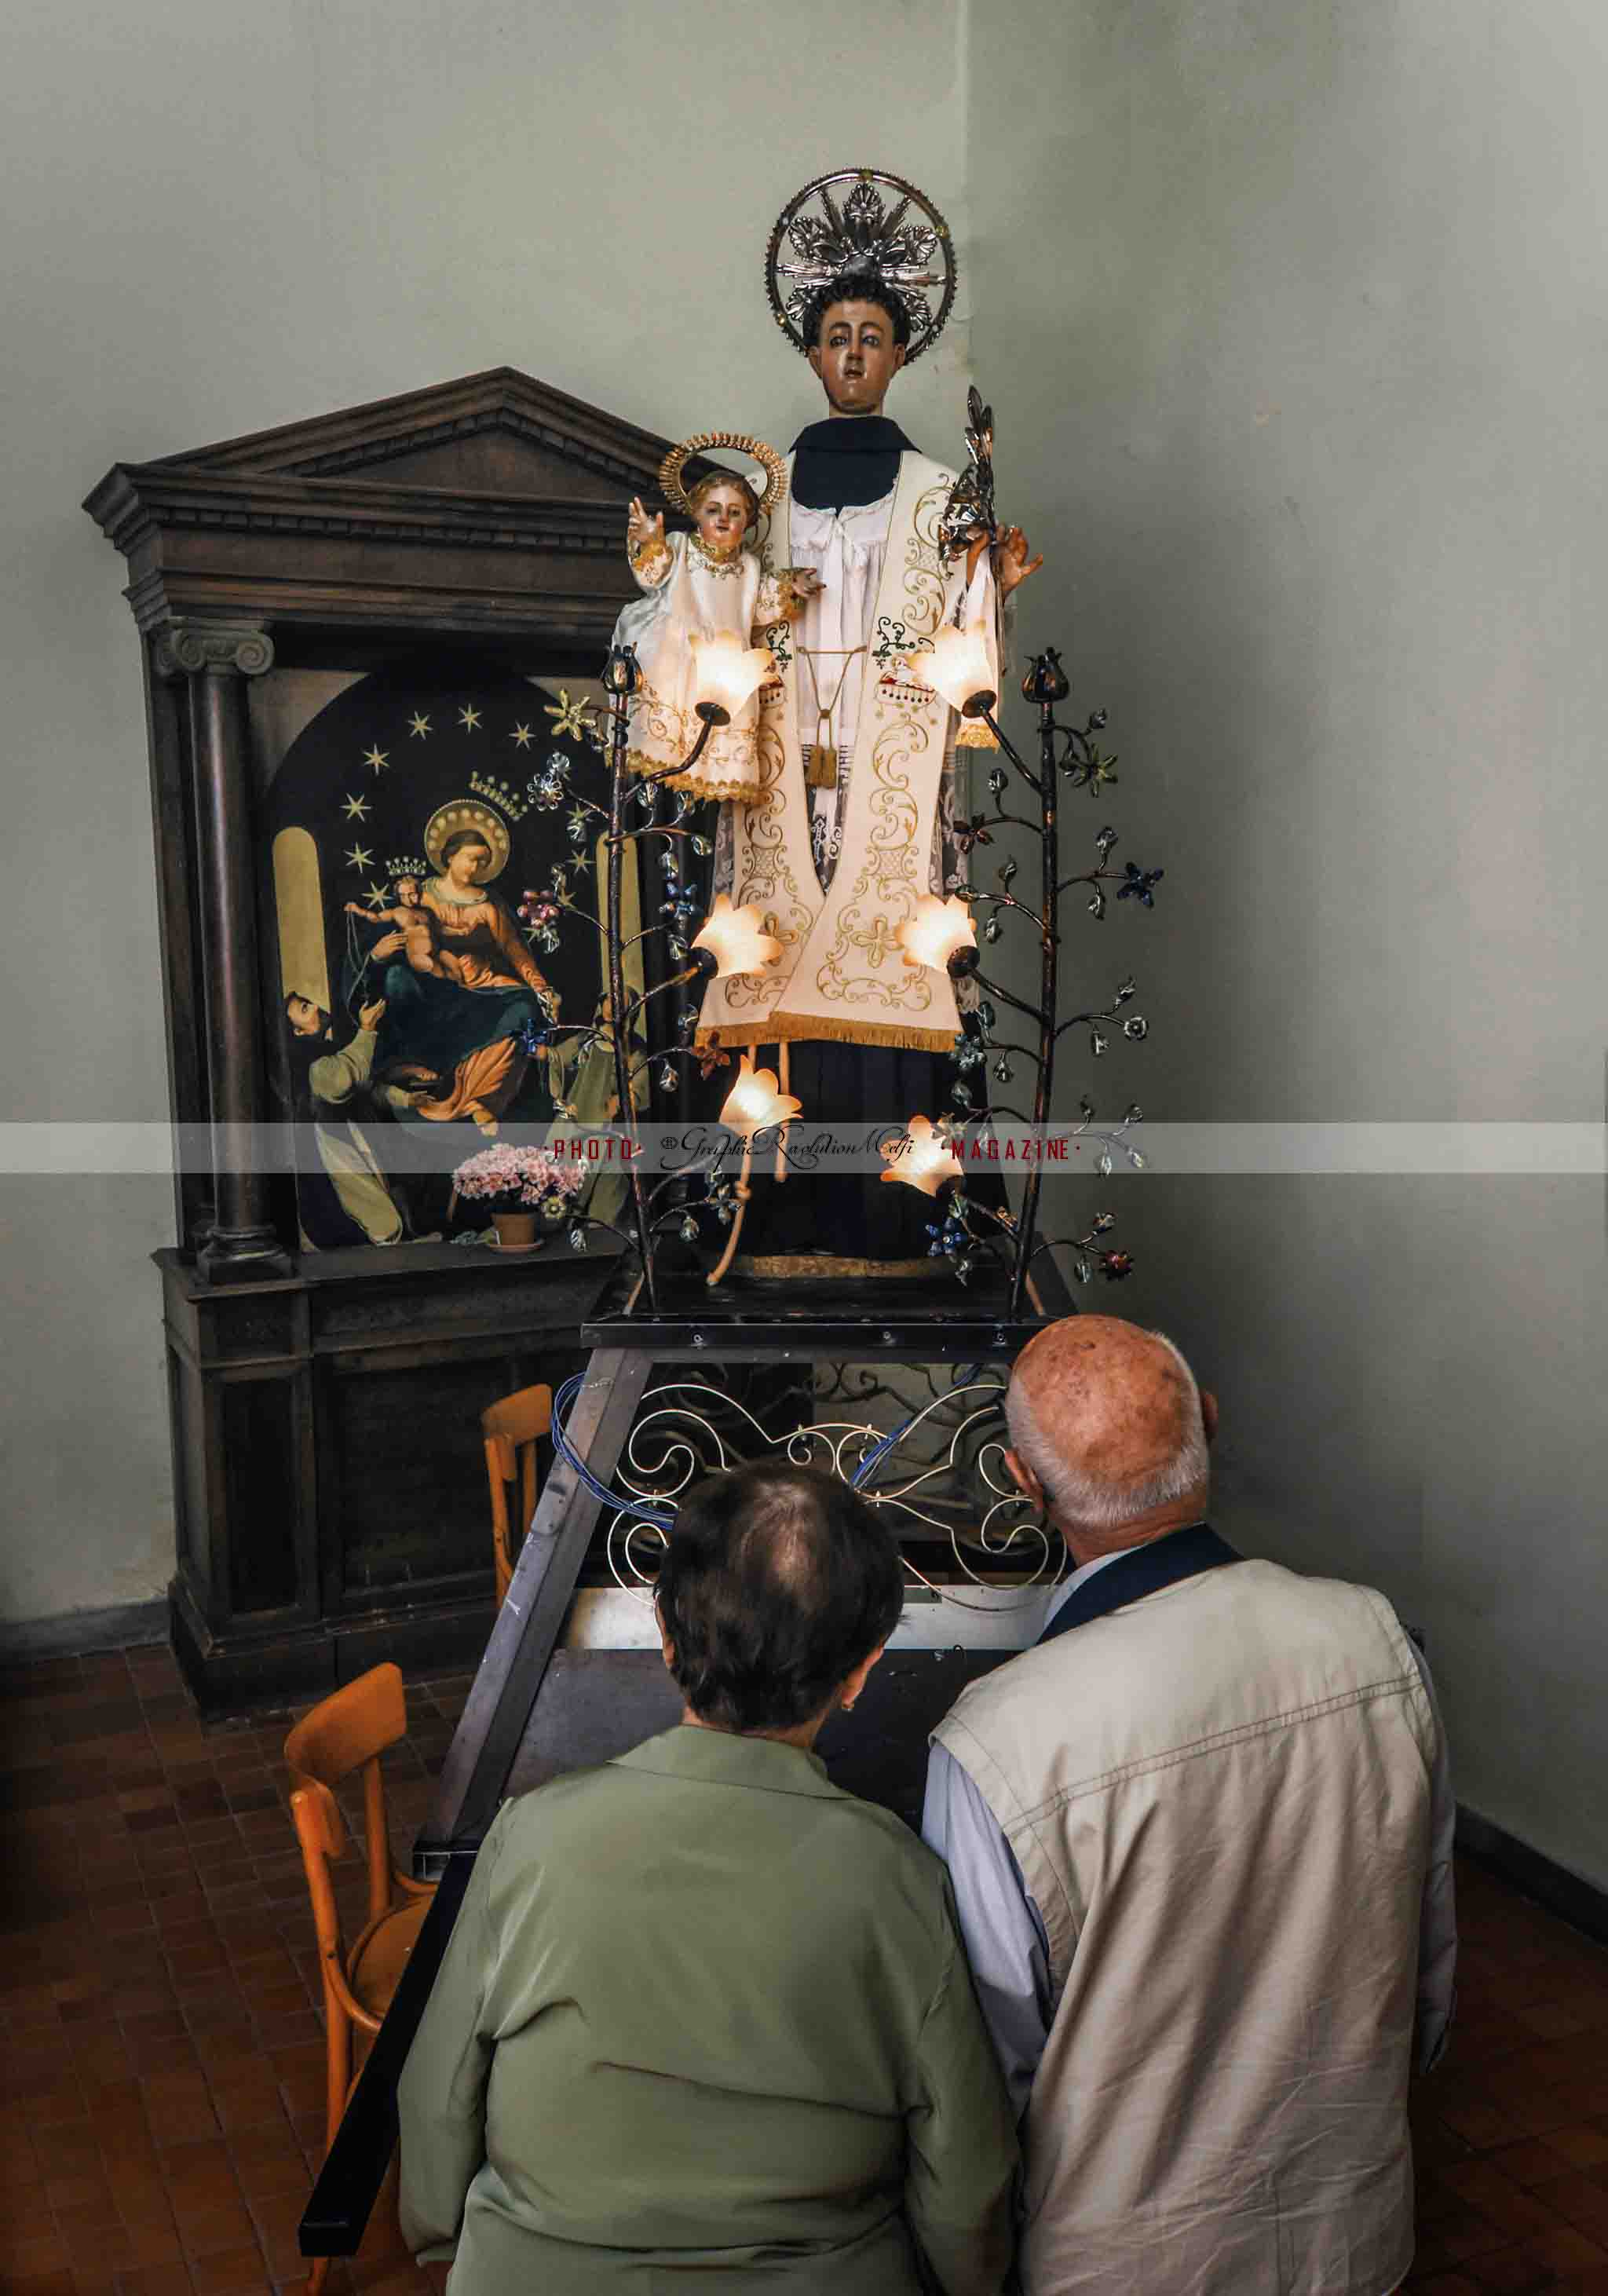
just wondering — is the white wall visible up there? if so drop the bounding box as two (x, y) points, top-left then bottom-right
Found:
(0, 0), (970, 1621)
(973, 0), (1608, 1886)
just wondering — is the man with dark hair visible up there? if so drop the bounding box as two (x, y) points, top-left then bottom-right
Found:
(400, 1463), (1018, 2294)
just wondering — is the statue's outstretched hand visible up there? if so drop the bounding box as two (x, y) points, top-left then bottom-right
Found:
(779, 565), (825, 618)
(627, 497), (665, 556)
(995, 525), (1043, 595)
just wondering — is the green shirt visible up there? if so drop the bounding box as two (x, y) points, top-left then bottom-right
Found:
(399, 1724), (1018, 2293)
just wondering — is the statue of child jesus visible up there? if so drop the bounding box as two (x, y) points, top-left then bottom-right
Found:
(612, 439), (814, 803)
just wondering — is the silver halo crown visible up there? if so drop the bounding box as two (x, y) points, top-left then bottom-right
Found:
(765, 168), (957, 364)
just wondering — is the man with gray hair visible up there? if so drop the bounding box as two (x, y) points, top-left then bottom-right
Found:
(923, 1315), (1456, 2296)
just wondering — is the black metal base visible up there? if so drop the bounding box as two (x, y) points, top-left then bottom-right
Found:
(583, 1260), (1050, 1359)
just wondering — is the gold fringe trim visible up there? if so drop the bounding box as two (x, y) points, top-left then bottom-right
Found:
(736, 1254), (948, 1280)
(696, 1013), (959, 1055)
(955, 718), (1000, 749)
(804, 745), (839, 788)
(624, 748), (762, 803)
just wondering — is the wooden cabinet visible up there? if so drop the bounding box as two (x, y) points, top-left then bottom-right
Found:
(87, 371), (683, 1709)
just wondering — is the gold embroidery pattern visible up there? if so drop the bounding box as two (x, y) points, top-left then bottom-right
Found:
(812, 694), (944, 1012)
(901, 475), (955, 636)
(687, 536), (749, 579)
(722, 700), (814, 1014)
(626, 675), (760, 795)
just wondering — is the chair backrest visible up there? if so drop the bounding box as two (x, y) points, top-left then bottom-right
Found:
(289, 1778), (349, 1967)
(481, 1383), (552, 1606)
(284, 1662), (409, 1928)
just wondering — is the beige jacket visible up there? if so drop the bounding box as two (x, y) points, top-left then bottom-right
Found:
(934, 1559), (1436, 2296)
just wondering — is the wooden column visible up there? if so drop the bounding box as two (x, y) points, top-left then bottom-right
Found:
(154, 620), (286, 1279)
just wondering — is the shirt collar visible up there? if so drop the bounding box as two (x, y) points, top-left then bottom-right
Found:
(1040, 1525), (1213, 1632)
(610, 1723), (841, 1799)
(790, 415), (919, 456)
(1040, 1549), (1125, 1633)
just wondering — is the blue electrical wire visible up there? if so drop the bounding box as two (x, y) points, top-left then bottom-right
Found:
(551, 1371), (676, 1529)
(850, 1362), (992, 1492)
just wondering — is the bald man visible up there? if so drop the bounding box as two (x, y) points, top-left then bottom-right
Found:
(923, 1318), (1456, 2296)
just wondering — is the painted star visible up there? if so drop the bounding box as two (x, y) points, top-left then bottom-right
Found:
(345, 843), (374, 872)
(364, 880), (389, 905)
(511, 722), (534, 748)
(544, 688), (596, 742)
(342, 792), (371, 821)
(458, 704), (482, 732)
(408, 712), (431, 739)
(362, 744), (389, 773)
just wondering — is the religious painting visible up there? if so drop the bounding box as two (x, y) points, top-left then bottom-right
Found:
(265, 670), (638, 1249)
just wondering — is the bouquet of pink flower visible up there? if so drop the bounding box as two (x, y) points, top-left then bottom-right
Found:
(451, 1143), (585, 1216)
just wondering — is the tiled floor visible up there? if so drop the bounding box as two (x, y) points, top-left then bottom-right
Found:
(3, 1646), (1608, 2295)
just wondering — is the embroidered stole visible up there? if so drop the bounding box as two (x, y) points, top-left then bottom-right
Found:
(696, 452), (965, 1053)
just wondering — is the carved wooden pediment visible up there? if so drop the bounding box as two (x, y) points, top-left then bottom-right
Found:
(84, 367), (684, 646)
(148, 367), (674, 496)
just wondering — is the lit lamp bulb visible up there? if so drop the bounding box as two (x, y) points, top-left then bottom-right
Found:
(718, 1055), (803, 1139)
(881, 1113), (965, 1197)
(691, 894), (782, 979)
(914, 622), (996, 718)
(690, 633), (773, 726)
(895, 894), (976, 972)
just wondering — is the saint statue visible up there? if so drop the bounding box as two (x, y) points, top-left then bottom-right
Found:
(690, 170), (1041, 1270)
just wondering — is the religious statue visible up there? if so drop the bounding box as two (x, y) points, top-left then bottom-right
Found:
(612, 434), (809, 803)
(685, 170), (1043, 1269)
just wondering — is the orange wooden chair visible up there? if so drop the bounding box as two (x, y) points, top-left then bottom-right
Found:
(284, 1663), (436, 2292)
(482, 1382), (552, 1607)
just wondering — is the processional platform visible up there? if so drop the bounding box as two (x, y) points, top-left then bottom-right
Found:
(298, 1260), (1067, 2263)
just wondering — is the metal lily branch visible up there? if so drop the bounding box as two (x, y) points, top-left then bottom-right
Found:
(911, 640), (1161, 1306)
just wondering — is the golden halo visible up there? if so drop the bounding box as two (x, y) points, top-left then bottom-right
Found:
(660, 431), (788, 520)
(423, 800), (510, 883)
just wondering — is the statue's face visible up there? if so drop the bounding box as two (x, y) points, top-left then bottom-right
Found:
(808, 298), (906, 415)
(396, 878), (421, 907)
(694, 482), (751, 559)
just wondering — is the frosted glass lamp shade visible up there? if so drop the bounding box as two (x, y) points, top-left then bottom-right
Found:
(879, 1113), (964, 1197)
(691, 894), (781, 979)
(895, 894), (976, 971)
(915, 622), (996, 716)
(718, 1055), (804, 1139)
(690, 633), (772, 723)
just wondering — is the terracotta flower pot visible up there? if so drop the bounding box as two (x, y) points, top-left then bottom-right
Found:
(492, 1208), (540, 1252)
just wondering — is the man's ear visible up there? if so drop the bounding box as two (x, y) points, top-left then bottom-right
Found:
(655, 1599), (675, 1673)
(807, 344), (824, 381)
(890, 342), (907, 375)
(1201, 1389), (1219, 1448)
(839, 1640), (886, 1713)
(1004, 1448), (1045, 1510)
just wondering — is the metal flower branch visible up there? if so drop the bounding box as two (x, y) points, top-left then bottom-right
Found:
(511, 386), (1164, 1318)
